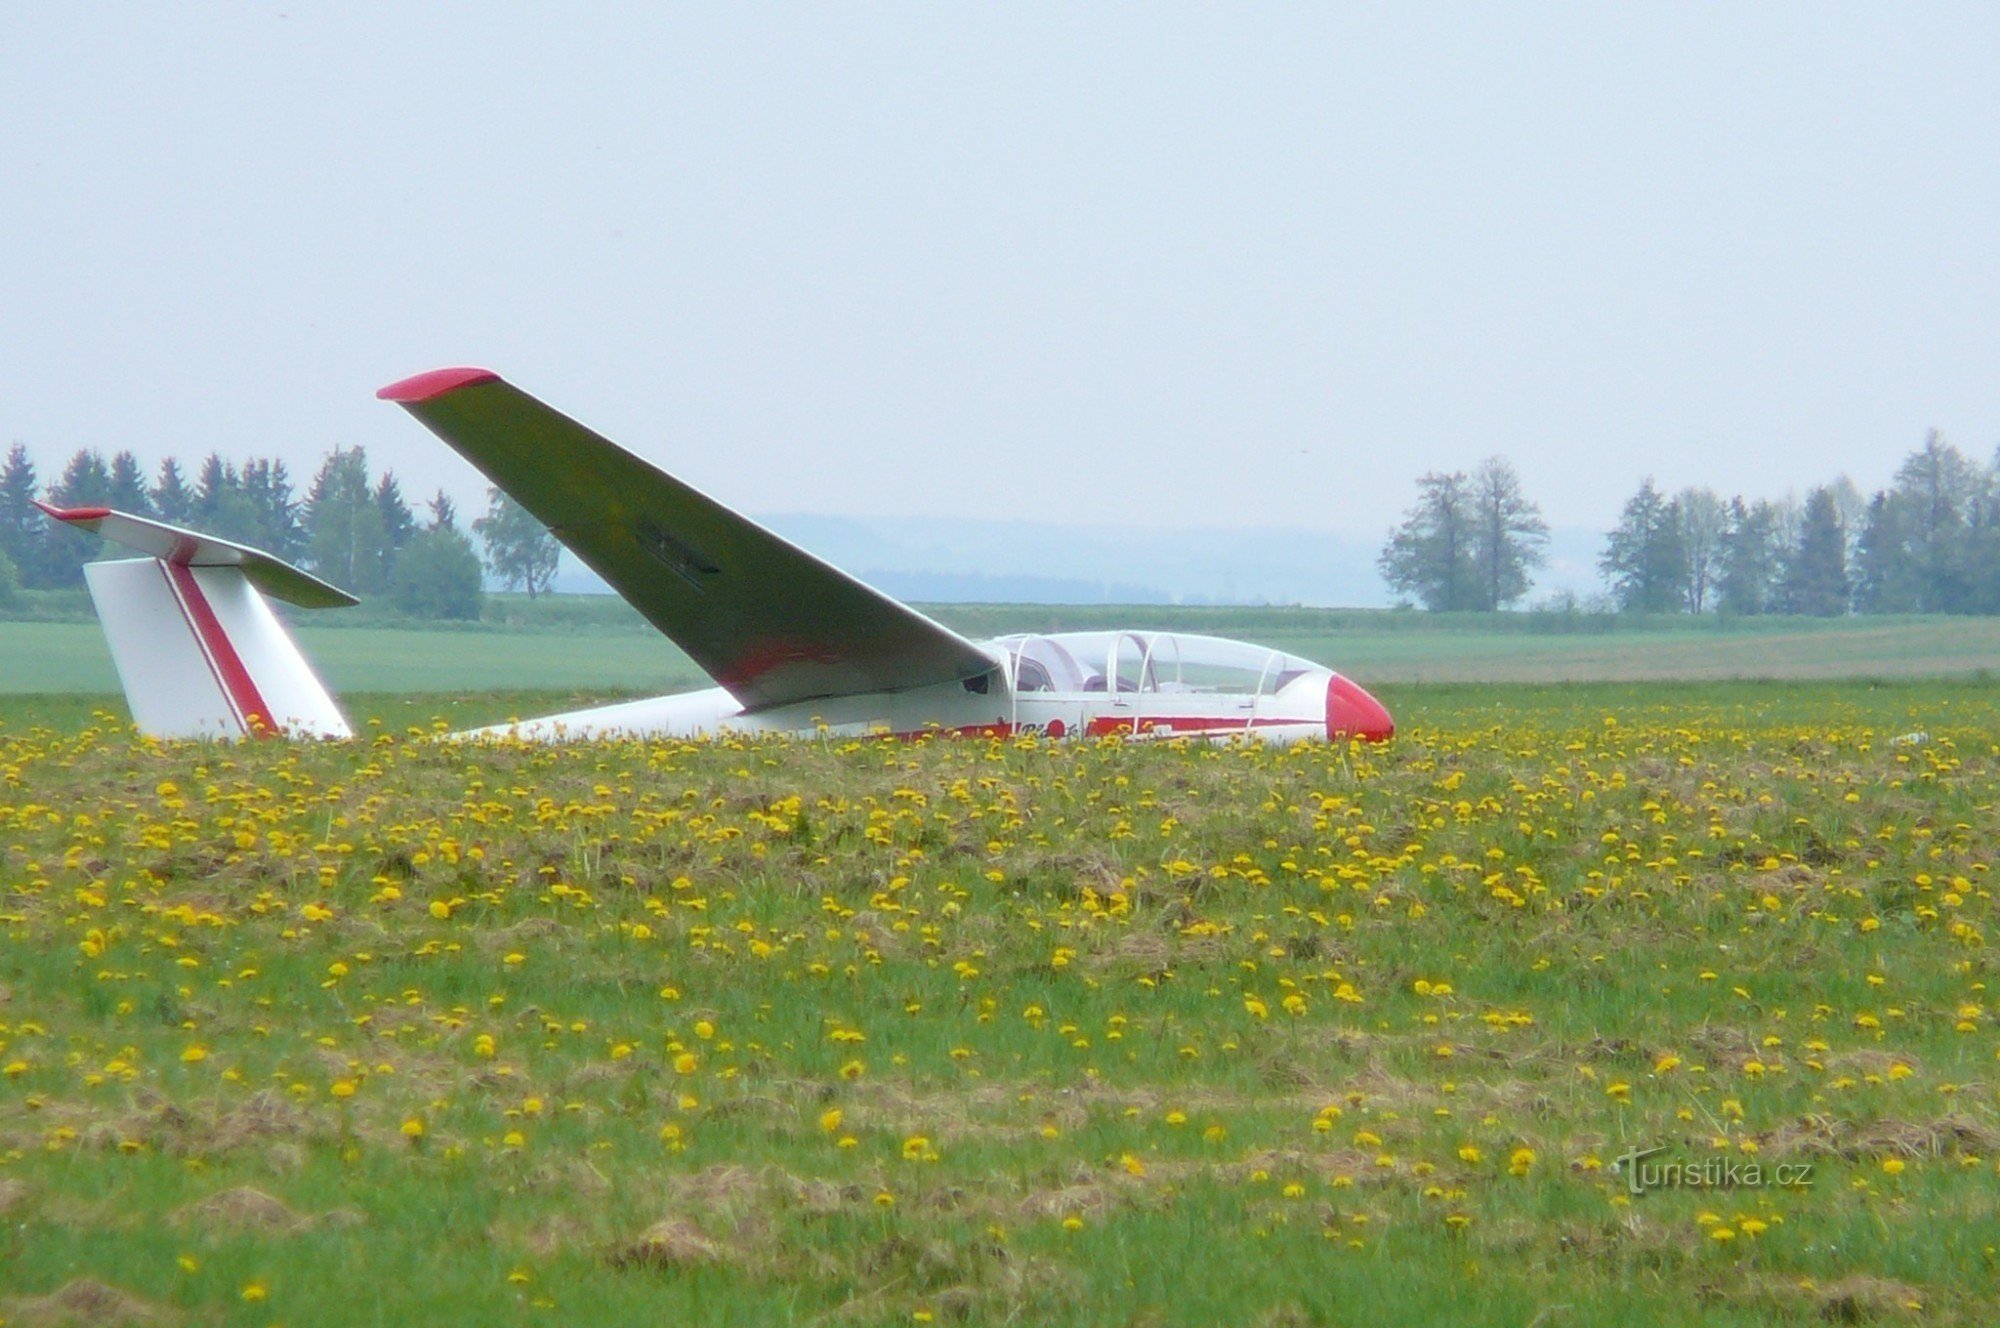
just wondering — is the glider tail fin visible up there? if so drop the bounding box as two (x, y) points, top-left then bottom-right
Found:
(39, 504), (354, 740)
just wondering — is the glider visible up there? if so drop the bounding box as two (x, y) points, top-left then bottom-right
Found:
(40, 369), (1394, 746)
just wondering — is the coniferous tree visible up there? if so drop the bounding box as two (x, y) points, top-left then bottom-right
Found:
(41, 449), (115, 586)
(240, 458), (303, 559)
(1968, 449), (2000, 614)
(107, 451), (154, 517)
(1715, 497), (1781, 615)
(1599, 479), (1687, 612)
(150, 457), (194, 524)
(473, 487), (562, 599)
(1467, 457), (1548, 611)
(368, 472), (415, 591)
(1777, 486), (1849, 616)
(193, 454), (235, 526)
(303, 447), (386, 595)
(1378, 470), (1478, 611)
(194, 453), (273, 549)
(0, 444), (42, 586)
(1853, 491), (1921, 613)
(0, 542), (17, 606)
(1889, 431), (1978, 612)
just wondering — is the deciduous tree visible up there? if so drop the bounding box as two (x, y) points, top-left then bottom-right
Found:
(1467, 457), (1548, 611)
(1378, 471), (1478, 611)
(473, 487), (562, 599)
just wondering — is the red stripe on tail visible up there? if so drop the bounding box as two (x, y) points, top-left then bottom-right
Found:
(164, 562), (279, 737)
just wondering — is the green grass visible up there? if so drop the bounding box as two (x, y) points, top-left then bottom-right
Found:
(1, 681), (1997, 1325)
(3, 605), (1996, 697)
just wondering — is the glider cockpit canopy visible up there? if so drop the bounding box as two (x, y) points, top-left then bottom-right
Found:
(991, 631), (1320, 697)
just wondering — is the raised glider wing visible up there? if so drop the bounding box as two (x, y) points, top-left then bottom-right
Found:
(376, 368), (995, 711)
(43, 368), (1395, 745)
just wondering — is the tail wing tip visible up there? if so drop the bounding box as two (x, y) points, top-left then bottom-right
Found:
(34, 500), (111, 523)
(377, 366), (501, 404)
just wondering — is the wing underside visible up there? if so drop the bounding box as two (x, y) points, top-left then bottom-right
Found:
(379, 368), (997, 711)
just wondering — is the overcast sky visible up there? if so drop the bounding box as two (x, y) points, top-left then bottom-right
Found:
(3, 4), (1996, 539)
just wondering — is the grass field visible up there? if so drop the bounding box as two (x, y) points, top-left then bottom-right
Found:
(2, 681), (1997, 1326)
(2, 608), (1997, 699)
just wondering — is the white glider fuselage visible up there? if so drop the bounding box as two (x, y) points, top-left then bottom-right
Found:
(465, 630), (1391, 745)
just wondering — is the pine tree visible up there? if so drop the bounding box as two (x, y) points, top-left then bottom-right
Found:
(1968, 448), (2000, 614)
(368, 472), (415, 592)
(151, 457), (194, 524)
(1467, 457), (1548, 611)
(240, 458), (303, 559)
(1777, 486), (1849, 616)
(1378, 471), (1478, 611)
(473, 488), (562, 599)
(1890, 431), (1978, 612)
(1853, 491), (1921, 613)
(1599, 479), (1687, 613)
(1715, 497), (1781, 615)
(303, 447), (384, 595)
(107, 451), (154, 517)
(0, 444), (42, 586)
(41, 449), (115, 586)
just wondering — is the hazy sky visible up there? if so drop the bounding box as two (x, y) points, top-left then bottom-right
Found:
(4, 4), (1996, 539)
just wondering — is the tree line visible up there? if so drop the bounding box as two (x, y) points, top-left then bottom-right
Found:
(0, 443), (562, 617)
(1382, 432), (2000, 615)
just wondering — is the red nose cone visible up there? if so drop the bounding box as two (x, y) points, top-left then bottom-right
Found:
(1326, 675), (1394, 742)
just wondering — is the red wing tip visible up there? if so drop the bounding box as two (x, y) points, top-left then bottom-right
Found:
(376, 366), (500, 403)
(34, 501), (112, 523)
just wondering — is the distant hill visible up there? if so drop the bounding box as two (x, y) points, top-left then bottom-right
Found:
(549, 513), (1608, 608)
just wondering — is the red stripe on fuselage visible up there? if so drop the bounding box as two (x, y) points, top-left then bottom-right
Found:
(163, 562), (277, 737)
(1085, 715), (1315, 737)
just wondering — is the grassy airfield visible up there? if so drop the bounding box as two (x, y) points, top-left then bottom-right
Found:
(2, 675), (1997, 1326)
(2, 601), (1997, 696)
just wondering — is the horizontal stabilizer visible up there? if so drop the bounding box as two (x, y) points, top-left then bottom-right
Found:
(35, 503), (358, 609)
